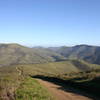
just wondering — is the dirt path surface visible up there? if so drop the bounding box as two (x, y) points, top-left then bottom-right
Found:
(37, 79), (93, 100)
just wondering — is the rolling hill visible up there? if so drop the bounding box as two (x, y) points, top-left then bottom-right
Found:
(0, 43), (66, 67)
(14, 60), (100, 77)
(48, 45), (100, 65)
(0, 43), (100, 67)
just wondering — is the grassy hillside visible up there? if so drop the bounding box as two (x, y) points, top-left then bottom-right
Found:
(48, 45), (100, 65)
(13, 60), (100, 77)
(15, 77), (54, 100)
(0, 60), (100, 100)
(0, 65), (54, 100)
(1, 43), (100, 66)
(0, 43), (66, 67)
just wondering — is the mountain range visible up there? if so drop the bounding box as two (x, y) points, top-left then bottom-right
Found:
(48, 45), (100, 65)
(0, 43), (100, 67)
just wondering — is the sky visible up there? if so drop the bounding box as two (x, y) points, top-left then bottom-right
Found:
(0, 0), (100, 46)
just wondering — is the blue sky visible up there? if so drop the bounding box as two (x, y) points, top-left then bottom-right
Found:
(0, 0), (100, 46)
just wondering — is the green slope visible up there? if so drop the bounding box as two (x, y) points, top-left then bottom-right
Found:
(14, 60), (100, 76)
(0, 65), (54, 100)
(48, 45), (100, 65)
(0, 43), (66, 67)
(0, 60), (100, 100)
(15, 77), (54, 100)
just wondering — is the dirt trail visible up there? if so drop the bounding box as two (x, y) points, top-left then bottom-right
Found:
(37, 79), (93, 100)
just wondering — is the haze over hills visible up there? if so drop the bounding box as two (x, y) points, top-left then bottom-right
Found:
(48, 45), (100, 65)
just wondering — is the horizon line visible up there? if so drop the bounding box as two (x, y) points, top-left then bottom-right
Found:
(0, 42), (99, 47)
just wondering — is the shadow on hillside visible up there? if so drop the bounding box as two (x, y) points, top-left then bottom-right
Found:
(32, 75), (99, 100)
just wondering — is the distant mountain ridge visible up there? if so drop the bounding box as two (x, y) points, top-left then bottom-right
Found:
(0, 43), (100, 67)
(48, 45), (100, 65)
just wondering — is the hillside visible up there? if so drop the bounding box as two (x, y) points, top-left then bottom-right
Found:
(0, 43), (100, 67)
(0, 65), (54, 100)
(48, 45), (100, 65)
(0, 43), (66, 67)
(14, 60), (100, 76)
(0, 59), (100, 100)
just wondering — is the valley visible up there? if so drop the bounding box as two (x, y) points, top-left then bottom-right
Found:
(0, 44), (100, 100)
